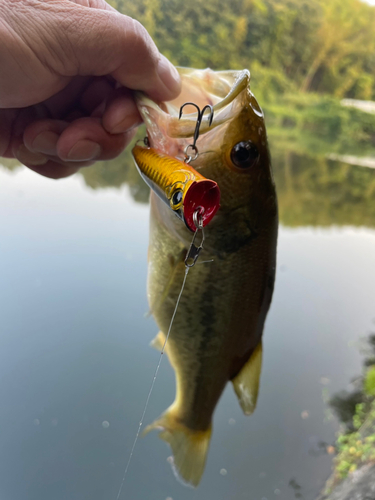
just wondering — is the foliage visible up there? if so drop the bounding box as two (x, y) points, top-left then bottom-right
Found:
(334, 411), (375, 480)
(365, 367), (375, 398)
(327, 336), (375, 485)
(108, 0), (375, 100)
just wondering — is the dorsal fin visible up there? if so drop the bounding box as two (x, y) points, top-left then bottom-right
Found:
(232, 341), (263, 415)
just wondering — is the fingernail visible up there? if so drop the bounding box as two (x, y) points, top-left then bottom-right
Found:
(67, 140), (101, 161)
(32, 131), (59, 155)
(156, 55), (181, 97)
(17, 145), (48, 166)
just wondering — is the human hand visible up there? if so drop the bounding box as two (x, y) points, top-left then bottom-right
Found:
(0, 0), (181, 179)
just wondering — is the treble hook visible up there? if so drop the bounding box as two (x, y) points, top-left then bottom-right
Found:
(179, 103), (214, 163)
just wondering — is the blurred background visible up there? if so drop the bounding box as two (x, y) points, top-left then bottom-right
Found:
(1, 0), (375, 499)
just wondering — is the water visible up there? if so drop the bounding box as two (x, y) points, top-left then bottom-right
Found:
(1, 154), (375, 500)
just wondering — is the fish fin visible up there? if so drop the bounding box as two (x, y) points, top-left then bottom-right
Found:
(232, 341), (263, 415)
(149, 331), (166, 352)
(143, 408), (211, 487)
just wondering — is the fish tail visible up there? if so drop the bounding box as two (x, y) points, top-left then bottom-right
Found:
(143, 407), (212, 487)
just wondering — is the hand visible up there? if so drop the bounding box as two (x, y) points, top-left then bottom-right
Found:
(0, 0), (181, 179)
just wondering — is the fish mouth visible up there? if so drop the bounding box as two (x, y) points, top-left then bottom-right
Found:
(134, 67), (254, 159)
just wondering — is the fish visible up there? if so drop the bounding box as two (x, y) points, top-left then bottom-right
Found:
(133, 67), (278, 487)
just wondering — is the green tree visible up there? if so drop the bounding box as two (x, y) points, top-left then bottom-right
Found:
(299, 0), (375, 99)
(108, 0), (375, 100)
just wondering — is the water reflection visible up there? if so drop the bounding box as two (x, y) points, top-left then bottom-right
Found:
(272, 149), (375, 228)
(1, 164), (375, 499)
(83, 135), (375, 229)
(1, 126), (375, 499)
(329, 335), (375, 432)
(2, 131), (375, 229)
(80, 129), (150, 204)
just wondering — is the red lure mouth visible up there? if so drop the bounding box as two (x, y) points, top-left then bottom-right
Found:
(183, 180), (220, 231)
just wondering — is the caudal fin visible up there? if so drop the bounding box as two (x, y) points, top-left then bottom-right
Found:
(144, 408), (211, 487)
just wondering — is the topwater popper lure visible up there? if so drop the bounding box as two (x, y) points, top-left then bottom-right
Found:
(132, 103), (221, 233)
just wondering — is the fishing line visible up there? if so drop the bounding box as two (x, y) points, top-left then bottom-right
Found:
(116, 267), (189, 500)
(115, 216), (204, 500)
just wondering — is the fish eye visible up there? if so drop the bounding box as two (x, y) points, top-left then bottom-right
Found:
(230, 141), (259, 169)
(170, 189), (183, 210)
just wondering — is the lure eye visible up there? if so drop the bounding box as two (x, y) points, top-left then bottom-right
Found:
(170, 189), (183, 210)
(230, 141), (259, 169)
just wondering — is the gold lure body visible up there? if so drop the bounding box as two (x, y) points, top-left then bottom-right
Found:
(132, 145), (220, 232)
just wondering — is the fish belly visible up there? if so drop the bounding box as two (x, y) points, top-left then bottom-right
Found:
(147, 193), (277, 430)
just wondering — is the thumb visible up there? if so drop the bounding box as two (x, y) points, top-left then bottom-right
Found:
(41, 1), (181, 101)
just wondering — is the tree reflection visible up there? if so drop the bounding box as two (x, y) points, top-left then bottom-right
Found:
(329, 334), (375, 429)
(2, 128), (375, 228)
(272, 146), (375, 227)
(80, 131), (375, 228)
(79, 128), (151, 204)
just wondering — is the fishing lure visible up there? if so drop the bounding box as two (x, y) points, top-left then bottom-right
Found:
(132, 104), (221, 232)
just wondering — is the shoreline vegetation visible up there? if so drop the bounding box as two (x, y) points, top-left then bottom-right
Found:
(110, 0), (375, 103)
(317, 336), (375, 500)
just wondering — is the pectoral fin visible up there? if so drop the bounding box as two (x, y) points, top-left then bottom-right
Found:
(144, 407), (211, 487)
(232, 341), (262, 415)
(150, 331), (166, 352)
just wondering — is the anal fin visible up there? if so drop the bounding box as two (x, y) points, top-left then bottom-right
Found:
(232, 341), (262, 415)
(150, 331), (166, 352)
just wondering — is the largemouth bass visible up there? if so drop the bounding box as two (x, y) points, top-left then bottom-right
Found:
(134, 68), (278, 486)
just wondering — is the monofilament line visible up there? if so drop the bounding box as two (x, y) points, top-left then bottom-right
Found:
(115, 266), (190, 500)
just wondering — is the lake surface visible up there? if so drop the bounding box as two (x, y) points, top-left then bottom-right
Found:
(1, 153), (375, 500)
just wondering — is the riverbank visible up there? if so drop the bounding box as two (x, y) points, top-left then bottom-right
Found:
(317, 350), (375, 500)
